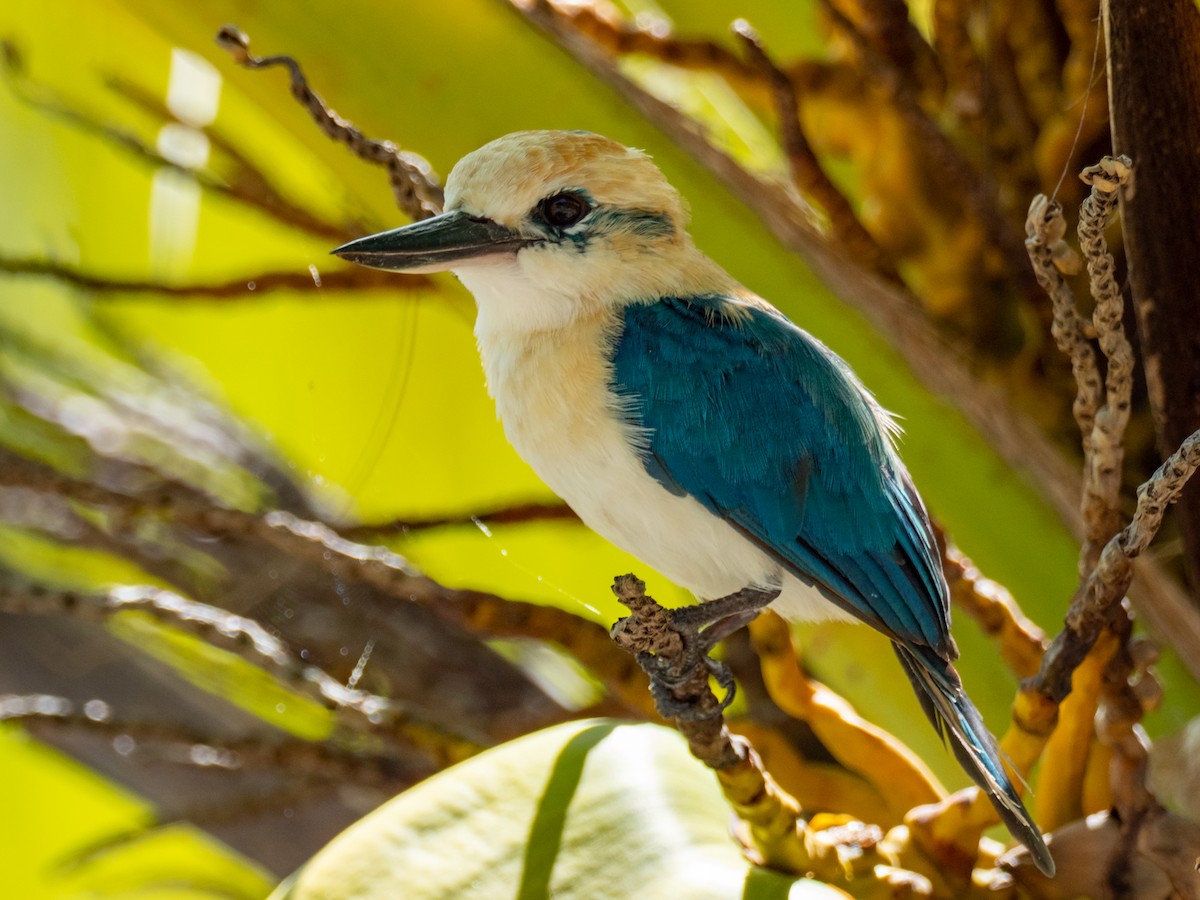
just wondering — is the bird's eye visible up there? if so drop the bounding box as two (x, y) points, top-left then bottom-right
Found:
(537, 192), (590, 228)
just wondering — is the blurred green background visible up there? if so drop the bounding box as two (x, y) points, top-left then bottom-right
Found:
(2, 1), (1195, 896)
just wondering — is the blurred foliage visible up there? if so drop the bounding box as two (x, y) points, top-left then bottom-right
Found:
(0, 0), (1198, 897)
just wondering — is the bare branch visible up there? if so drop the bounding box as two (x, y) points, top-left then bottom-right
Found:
(215, 25), (444, 220)
(608, 575), (899, 882)
(0, 254), (431, 299)
(339, 501), (578, 541)
(1025, 193), (1101, 452)
(0, 578), (481, 769)
(2, 694), (417, 788)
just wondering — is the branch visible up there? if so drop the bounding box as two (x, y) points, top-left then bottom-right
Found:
(2, 694), (420, 789)
(0, 578), (481, 769)
(1039, 427), (1200, 703)
(338, 501), (578, 540)
(0, 450), (651, 716)
(1025, 192), (1104, 574)
(215, 25), (444, 220)
(607, 575), (903, 884)
(0, 255), (432, 299)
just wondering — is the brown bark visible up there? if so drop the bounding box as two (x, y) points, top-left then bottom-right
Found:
(1105, 0), (1200, 600)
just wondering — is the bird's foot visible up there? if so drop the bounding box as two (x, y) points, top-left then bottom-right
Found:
(639, 649), (737, 721)
(611, 576), (779, 722)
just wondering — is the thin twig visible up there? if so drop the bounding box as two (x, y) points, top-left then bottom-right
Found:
(215, 25), (444, 220)
(0, 255), (431, 298)
(1025, 192), (1105, 578)
(339, 501), (578, 540)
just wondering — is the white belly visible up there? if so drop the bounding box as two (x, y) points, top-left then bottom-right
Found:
(475, 310), (855, 624)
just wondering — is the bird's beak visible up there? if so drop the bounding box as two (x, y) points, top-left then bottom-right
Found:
(331, 210), (535, 273)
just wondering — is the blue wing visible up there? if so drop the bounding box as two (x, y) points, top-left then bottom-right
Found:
(610, 294), (953, 657)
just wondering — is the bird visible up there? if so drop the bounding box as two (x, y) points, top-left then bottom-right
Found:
(332, 129), (1054, 876)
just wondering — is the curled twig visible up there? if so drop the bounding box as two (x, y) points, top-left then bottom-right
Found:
(1025, 194), (1102, 467)
(1039, 429), (1200, 703)
(1077, 155), (1135, 567)
(215, 24), (444, 220)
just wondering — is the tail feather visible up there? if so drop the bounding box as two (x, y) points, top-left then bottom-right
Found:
(894, 644), (1055, 877)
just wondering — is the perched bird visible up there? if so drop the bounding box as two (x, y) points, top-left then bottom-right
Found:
(333, 130), (1054, 875)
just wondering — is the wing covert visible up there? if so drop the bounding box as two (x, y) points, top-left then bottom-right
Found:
(610, 294), (952, 656)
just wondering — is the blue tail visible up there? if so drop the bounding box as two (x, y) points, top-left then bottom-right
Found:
(894, 644), (1055, 876)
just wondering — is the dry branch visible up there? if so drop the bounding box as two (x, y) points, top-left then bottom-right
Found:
(215, 25), (444, 220)
(0, 578), (480, 769)
(608, 575), (911, 885)
(0, 255), (431, 299)
(1038, 413), (1200, 703)
(1077, 157), (1135, 567)
(0, 448), (651, 717)
(1025, 193), (1102, 473)
(2, 693), (417, 789)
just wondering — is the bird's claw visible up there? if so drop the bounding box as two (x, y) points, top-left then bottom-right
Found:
(619, 584), (779, 723)
(636, 635), (738, 722)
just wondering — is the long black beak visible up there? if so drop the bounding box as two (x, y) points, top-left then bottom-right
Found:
(331, 210), (536, 273)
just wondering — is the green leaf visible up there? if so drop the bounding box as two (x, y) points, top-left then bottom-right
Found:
(273, 719), (849, 900)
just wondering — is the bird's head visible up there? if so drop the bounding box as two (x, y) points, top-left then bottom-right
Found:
(334, 131), (718, 333)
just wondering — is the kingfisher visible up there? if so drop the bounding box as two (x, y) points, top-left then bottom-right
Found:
(333, 130), (1054, 875)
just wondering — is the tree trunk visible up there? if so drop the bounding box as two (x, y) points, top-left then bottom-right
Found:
(1105, 0), (1200, 601)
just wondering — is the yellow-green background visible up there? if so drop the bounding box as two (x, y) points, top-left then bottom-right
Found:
(2, 1), (1194, 896)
